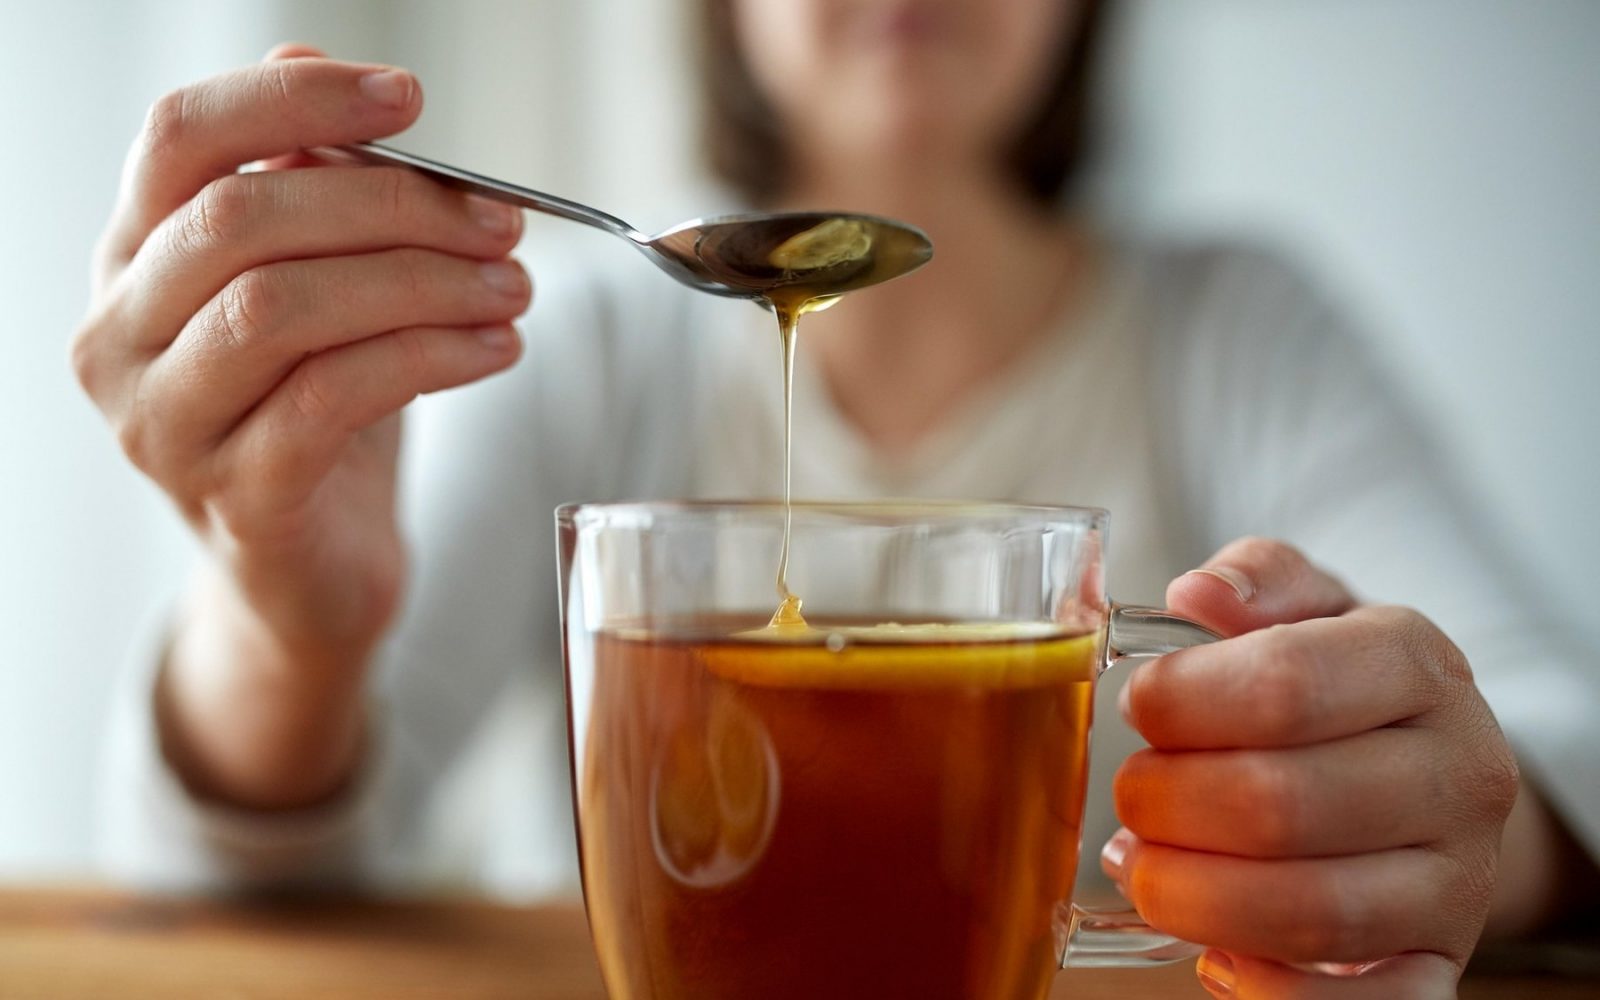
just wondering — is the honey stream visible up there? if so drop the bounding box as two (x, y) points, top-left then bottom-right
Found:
(680, 214), (931, 629)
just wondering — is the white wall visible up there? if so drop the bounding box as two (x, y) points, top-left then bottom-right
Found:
(0, 2), (259, 878)
(1103, 0), (1600, 644)
(0, 0), (1593, 875)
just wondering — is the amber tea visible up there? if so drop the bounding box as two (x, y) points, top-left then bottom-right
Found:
(574, 617), (1099, 1000)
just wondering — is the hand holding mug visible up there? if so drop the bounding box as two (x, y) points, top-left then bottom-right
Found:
(1110, 538), (1520, 998)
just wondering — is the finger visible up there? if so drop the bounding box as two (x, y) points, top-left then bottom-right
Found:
(103, 55), (424, 266)
(263, 42), (326, 61)
(1198, 950), (1459, 1000)
(210, 323), (522, 527)
(90, 165), (521, 370)
(139, 251), (530, 456)
(253, 46), (335, 173)
(1166, 537), (1357, 638)
(1113, 728), (1448, 858)
(1112, 836), (1484, 965)
(1122, 606), (1451, 750)
(249, 149), (329, 174)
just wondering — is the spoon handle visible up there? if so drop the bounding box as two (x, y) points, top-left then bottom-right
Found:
(315, 142), (645, 244)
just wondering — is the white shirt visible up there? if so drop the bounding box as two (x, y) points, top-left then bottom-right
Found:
(99, 237), (1600, 901)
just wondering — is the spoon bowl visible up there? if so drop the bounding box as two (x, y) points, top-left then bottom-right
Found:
(319, 143), (933, 303)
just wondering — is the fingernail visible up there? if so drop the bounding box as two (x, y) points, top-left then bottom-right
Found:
(360, 69), (415, 109)
(1189, 566), (1254, 603)
(1197, 950), (1235, 997)
(468, 195), (521, 236)
(480, 260), (527, 297)
(1117, 674), (1133, 724)
(1100, 828), (1133, 882)
(473, 325), (516, 350)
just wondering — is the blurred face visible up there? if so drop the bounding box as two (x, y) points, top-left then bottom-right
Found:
(732, 0), (1082, 174)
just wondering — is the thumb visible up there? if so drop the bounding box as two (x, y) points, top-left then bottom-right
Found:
(1166, 536), (1356, 637)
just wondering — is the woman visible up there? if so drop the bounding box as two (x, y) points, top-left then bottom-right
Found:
(73, 0), (1598, 996)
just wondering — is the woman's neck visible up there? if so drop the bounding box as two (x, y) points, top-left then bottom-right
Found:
(775, 159), (1094, 457)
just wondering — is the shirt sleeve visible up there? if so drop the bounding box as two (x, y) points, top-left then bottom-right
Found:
(94, 249), (704, 892)
(95, 609), (409, 891)
(1152, 242), (1600, 860)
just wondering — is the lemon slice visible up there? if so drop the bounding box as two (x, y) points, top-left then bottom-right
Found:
(767, 218), (874, 271)
(701, 624), (1099, 690)
(649, 687), (778, 886)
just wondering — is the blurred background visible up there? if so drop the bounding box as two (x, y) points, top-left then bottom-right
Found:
(0, 0), (1595, 879)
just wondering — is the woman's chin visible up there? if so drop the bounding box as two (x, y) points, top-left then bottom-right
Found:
(830, 107), (982, 168)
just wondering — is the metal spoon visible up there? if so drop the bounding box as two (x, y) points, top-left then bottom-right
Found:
(318, 143), (933, 302)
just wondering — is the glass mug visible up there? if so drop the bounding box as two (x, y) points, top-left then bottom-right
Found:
(558, 501), (1219, 1000)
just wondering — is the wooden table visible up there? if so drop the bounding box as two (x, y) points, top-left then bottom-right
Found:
(1, 888), (1593, 999)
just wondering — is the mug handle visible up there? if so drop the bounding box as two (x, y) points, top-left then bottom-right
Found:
(1059, 602), (1221, 969)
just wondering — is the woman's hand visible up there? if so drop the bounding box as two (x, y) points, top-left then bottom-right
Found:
(1107, 538), (1520, 998)
(71, 45), (531, 808)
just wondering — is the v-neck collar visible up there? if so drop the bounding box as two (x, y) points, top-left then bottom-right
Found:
(774, 245), (1138, 501)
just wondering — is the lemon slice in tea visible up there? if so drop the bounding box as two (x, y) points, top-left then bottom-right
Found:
(702, 623), (1099, 690)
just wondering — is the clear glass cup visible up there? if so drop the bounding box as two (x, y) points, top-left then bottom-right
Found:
(558, 500), (1217, 1000)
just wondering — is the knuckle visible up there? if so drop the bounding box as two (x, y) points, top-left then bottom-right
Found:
(140, 87), (193, 155)
(389, 327), (436, 386)
(213, 267), (282, 352)
(287, 359), (338, 428)
(1281, 873), (1367, 960)
(1231, 755), (1306, 855)
(390, 248), (433, 303)
(1486, 751), (1521, 818)
(1370, 603), (1430, 643)
(1466, 727), (1520, 820)
(1379, 605), (1475, 695)
(259, 58), (302, 108)
(114, 412), (156, 475)
(182, 175), (256, 254)
(1111, 751), (1157, 830)
(1122, 847), (1168, 927)
(371, 167), (415, 225)
(1251, 628), (1320, 740)
(1432, 632), (1476, 690)
(1122, 663), (1168, 735)
(1121, 665), (1150, 722)
(113, 379), (183, 484)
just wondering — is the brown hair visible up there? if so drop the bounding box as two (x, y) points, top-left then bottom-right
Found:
(699, 0), (1110, 207)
